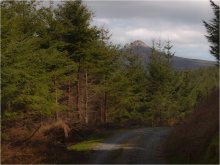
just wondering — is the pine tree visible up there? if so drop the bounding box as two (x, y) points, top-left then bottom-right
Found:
(164, 40), (175, 64)
(203, 0), (219, 64)
(82, 39), (118, 124)
(146, 40), (175, 126)
(1, 0), (45, 114)
(1, 1), (75, 116)
(55, 0), (103, 123)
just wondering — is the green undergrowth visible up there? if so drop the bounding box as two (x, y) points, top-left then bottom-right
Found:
(67, 139), (103, 151)
(67, 128), (127, 151)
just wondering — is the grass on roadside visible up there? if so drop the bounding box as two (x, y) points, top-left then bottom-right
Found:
(67, 128), (127, 151)
(67, 128), (130, 152)
(67, 139), (103, 151)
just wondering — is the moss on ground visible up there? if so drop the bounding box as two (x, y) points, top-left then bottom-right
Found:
(67, 129), (128, 151)
(67, 139), (103, 151)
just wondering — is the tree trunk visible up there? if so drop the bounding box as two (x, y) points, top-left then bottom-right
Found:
(76, 62), (83, 123)
(206, 87), (209, 102)
(85, 71), (88, 124)
(152, 110), (154, 127)
(40, 112), (42, 125)
(68, 80), (71, 108)
(101, 75), (107, 124)
(7, 102), (11, 112)
(159, 108), (162, 126)
(103, 91), (107, 123)
(101, 103), (104, 124)
(76, 75), (80, 112)
(152, 117), (154, 127)
(55, 80), (59, 121)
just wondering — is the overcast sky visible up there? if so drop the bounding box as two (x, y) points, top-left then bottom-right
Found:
(84, 0), (219, 61)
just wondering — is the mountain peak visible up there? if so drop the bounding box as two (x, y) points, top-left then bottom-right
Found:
(130, 40), (149, 48)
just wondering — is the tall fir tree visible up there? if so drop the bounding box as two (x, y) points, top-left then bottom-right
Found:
(1, 1), (75, 116)
(203, 0), (219, 64)
(147, 40), (175, 126)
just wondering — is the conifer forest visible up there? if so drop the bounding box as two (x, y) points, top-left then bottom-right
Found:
(1, 0), (219, 164)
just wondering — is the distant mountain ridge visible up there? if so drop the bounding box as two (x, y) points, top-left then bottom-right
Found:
(124, 40), (215, 70)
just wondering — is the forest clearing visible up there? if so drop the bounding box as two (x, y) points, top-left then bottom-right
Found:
(1, 0), (219, 164)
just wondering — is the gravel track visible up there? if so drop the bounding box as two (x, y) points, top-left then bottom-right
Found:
(91, 127), (172, 164)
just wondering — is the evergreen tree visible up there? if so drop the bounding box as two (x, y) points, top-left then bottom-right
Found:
(1, 0), (45, 114)
(203, 0), (219, 64)
(1, 1), (75, 116)
(147, 40), (175, 126)
(105, 49), (149, 123)
(55, 0), (105, 123)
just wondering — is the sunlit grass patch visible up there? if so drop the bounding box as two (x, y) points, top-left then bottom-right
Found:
(67, 139), (103, 151)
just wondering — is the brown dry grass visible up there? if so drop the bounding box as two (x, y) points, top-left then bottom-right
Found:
(40, 119), (71, 137)
(1, 112), (81, 164)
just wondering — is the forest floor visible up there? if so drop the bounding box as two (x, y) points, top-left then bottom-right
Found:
(55, 127), (172, 164)
(3, 88), (218, 164)
(1, 126), (172, 164)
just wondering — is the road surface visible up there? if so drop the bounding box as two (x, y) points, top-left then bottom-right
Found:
(91, 127), (172, 164)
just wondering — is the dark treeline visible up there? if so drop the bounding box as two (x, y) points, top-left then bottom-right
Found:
(1, 0), (219, 128)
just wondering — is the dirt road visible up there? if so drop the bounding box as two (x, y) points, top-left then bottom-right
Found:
(91, 127), (172, 164)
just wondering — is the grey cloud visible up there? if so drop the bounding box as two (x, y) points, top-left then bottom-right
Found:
(85, 1), (214, 25)
(84, 0), (217, 61)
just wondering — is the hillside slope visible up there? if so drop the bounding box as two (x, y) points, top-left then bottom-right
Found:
(164, 88), (219, 164)
(125, 40), (215, 69)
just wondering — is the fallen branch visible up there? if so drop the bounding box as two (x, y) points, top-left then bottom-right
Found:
(22, 124), (42, 143)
